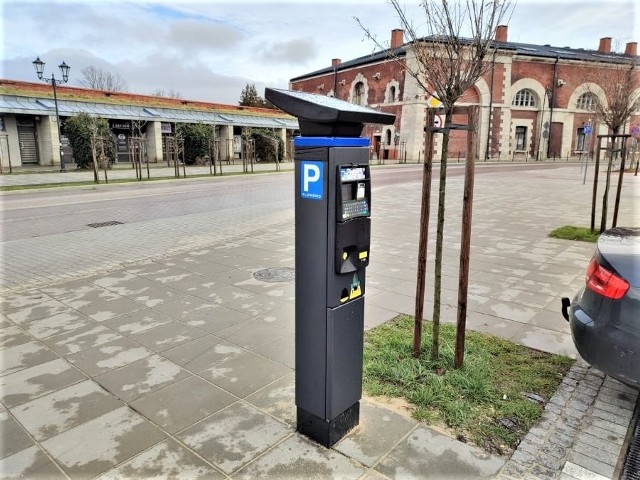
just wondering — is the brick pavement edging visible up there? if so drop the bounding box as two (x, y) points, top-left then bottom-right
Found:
(495, 358), (638, 480)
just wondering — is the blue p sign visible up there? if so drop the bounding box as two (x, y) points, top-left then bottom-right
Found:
(301, 161), (324, 200)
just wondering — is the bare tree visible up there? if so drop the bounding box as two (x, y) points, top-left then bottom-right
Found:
(77, 66), (128, 92)
(584, 63), (640, 232)
(152, 88), (183, 99)
(358, 0), (512, 363)
(586, 64), (639, 135)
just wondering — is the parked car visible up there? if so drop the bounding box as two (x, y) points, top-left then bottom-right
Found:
(562, 227), (640, 390)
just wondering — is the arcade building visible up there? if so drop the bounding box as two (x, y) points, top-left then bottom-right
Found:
(0, 79), (298, 169)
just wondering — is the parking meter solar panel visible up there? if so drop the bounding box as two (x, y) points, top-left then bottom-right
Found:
(265, 88), (395, 137)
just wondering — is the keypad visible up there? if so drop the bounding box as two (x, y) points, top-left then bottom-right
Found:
(342, 200), (369, 220)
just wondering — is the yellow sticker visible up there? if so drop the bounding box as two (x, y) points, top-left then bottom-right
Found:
(349, 285), (362, 299)
(358, 251), (368, 260)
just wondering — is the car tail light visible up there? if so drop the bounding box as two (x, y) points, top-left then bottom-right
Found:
(585, 258), (629, 300)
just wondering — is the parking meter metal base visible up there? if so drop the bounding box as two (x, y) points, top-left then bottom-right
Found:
(297, 402), (360, 448)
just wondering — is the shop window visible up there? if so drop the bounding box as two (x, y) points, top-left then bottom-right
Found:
(515, 126), (527, 150)
(577, 93), (596, 111)
(512, 89), (536, 107)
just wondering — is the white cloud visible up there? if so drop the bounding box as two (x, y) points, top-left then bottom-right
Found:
(2, 0), (638, 104)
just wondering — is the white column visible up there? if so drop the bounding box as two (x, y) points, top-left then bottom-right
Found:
(146, 121), (163, 163)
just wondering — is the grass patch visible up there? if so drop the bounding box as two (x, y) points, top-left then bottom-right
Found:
(549, 225), (599, 243)
(363, 315), (573, 454)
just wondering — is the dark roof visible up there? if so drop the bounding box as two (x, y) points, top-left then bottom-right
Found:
(290, 47), (405, 81)
(291, 36), (638, 82)
(496, 39), (638, 64)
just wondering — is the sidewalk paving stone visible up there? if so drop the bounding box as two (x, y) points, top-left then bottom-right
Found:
(0, 445), (66, 480)
(233, 433), (366, 480)
(41, 406), (166, 479)
(334, 401), (418, 467)
(96, 438), (225, 480)
(0, 358), (87, 408)
(10, 379), (122, 441)
(65, 336), (152, 376)
(375, 425), (504, 479)
(0, 341), (59, 376)
(23, 311), (92, 340)
(244, 373), (296, 428)
(198, 350), (291, 398)
(127, 320), (206, 352)
(94, 355), (190, 402)
(0, 411), (34, 459)
(130, 376), (236, 434)
(44, 324), (123, 356)
(177, 401), (290, 475)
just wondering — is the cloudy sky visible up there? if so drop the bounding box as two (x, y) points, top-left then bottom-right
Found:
(2, 0), (638, 105)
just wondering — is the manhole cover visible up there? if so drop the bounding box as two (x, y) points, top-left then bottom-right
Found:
(87, 221), (124, 228)
(253, 267), (295, 283)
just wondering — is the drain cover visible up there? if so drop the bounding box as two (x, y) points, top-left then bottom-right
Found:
(253, 267), (295, 283)
(87, 221), (124, 228)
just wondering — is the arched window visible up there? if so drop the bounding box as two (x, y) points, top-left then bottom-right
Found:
(354, 82), (365, 106)
(389, 86), (396, 103)
(577, 92), (597, 110)
(512, 89), (536, 107)
(385, 129), (392, 145)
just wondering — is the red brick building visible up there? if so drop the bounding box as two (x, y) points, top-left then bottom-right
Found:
(290, 27), (639, 161)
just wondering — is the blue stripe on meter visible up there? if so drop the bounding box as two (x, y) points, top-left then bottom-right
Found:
(300, 161), (324, 200)
(294, 137), (369, 148)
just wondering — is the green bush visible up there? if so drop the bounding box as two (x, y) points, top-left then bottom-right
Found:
(176, 123), (215, 165)
(64, 113), (116, 169)
(250, 129), (284, 162)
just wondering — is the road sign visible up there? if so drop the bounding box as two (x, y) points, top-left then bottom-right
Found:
(584, 124), (592, 135)
(434, 114), (444, 128)
(631, 125), (640, 138)
(426, 93), (443, 109)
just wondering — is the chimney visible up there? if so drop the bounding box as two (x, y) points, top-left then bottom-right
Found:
(332, 58), (342, 67)
(390, 29), (404, 49)
(598, 37), (612, 53)
(495, 25), (508, 43)
(625, 42), (638, 56)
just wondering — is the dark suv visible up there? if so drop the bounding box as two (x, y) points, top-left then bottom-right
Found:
(562, 227), (640, 390)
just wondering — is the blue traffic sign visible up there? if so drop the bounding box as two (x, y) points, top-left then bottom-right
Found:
(583, 124), (592, 135)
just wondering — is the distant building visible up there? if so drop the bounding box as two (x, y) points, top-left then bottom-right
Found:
(0, 79), (298, 168)
(290, 27), (639, 161)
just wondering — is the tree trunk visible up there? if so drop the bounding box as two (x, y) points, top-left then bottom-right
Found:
(600, 156), (613, 233)
(413, 110), (436, 358)
(590, 136), (601, 232)
(431, 110), (452, 362)
(612, 136), (626, 228)
(455, 106), (479, 369)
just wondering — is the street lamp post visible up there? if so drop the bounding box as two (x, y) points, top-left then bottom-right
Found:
(32, 57), (70, 172)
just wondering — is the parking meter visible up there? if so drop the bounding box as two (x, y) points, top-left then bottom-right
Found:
(265, 88), (395, 447)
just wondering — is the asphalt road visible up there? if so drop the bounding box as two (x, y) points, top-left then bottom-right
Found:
(1, 163), (569, 243)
